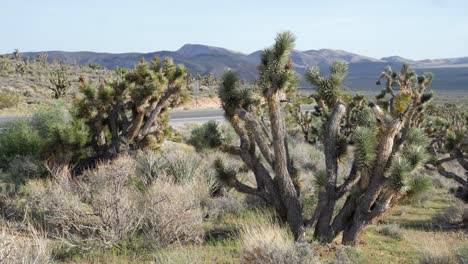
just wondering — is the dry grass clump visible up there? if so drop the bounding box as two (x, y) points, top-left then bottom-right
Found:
(239, 213), (318, 264)
(419, 236), (458, 264)
(0, 223), (51, 264)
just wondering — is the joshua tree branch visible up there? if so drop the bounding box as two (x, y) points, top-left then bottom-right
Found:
(437, 164), (466, 186)
(336, 163), (360, 198)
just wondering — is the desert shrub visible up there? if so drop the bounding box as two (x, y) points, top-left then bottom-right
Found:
(31, 103), (89, 166)
(0, 223), (51, 264)
(189, 121), (224, 151)
(432, 201), (464, 228)
(203, 193), (244, 220)
(456, 243), (468, 264)
(19, 177), (99, 246)
(0, 121), (42, 169)
(0, 107), (89, 176)
(333, 246), (366, 264)
(0, 91), (22, 109)
(18, 157), (141, 250)
(30, 102), (71, 138)
(18, 155), (204, 254)
(291, 141), (324, 172)
(79, 156), (143, 243)
(188, 121), (236, 151)
(239, 214), (318, 264)
(42, 119), (90, 166)
(7, 155), (45, 184)
(142, 177), (203, 248)
(377, 223), (403, 239)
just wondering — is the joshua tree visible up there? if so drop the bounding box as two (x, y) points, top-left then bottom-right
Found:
(217, 32), (304, 239)
(424, 104), (468, 201)
(35, 52), (48, 65)
(12, 49), (22, 61)
(216, 32), (434, 245)
(49, 64), (72, 98)
(15, 61), (27, 75)
(74, 56), (188, 166)
(305, 62), (433, 244)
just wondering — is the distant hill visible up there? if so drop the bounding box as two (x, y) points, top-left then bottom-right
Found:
(18, 45), (468, 91)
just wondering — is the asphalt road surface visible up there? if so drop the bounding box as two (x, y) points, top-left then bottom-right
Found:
(0, 104), (316, 126)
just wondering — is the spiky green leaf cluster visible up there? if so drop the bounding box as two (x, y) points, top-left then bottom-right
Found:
(219, 70), (256, 118)
(214, 158), (237, 186)
(401, 145), (429, 171)
(305, 61), (348, 107)
(336, 133), (349, 161)
(420, 91), (434, 104)
(405, 128), (430, 148)
(418, 72), (433, 88)
(350, 106), (375, 128)
(445, 130), (465, 152)
(353, 127), (378, 169)
(43, 119), (90, 164)
(405, 175), (432, 200)
(389, 128), (430, 193)
(257, 31), (298, 94)
(388, 156), (413, 193)
(312, 170), (327, 190)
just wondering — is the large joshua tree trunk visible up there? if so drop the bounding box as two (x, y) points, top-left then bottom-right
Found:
(314, 102), (346, 241)
(341, 120), (403, 244)
(267, 93), (304, 240)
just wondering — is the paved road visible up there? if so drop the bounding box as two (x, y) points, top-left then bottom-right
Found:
(0, 110), (226, 126)
(0, 105), (316, 126)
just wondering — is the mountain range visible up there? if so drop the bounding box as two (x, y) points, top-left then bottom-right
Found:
(20, 45), (468, 90)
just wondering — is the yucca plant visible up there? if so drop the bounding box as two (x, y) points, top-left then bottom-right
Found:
(216, 32), (435, 245)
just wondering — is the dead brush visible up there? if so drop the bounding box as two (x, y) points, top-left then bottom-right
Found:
(0, 222), (51, 264)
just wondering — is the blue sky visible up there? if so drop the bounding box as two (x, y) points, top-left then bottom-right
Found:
(1, 0), (467, 59)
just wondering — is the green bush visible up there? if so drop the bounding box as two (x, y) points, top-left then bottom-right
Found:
(189, 121), (224, 151)
(0, 121), (42, 169)
(31, 102), (71, 138)
(43, 119), (90, 165)
(0, 91), (22, 109)
(377, 223), (403, 239)
(0, 104), (89, 181)
(456, 243), (468, 264)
